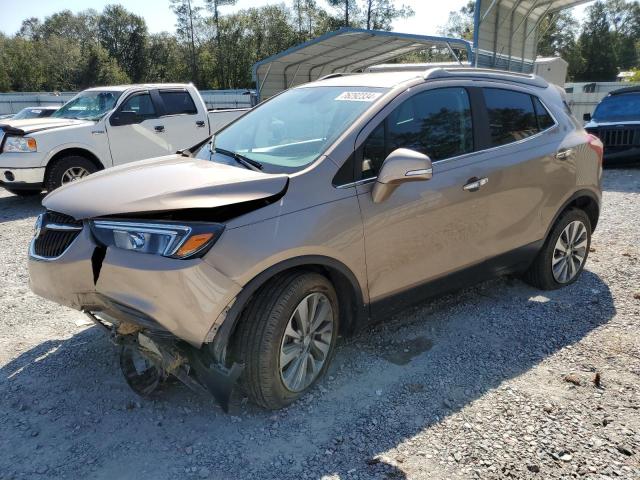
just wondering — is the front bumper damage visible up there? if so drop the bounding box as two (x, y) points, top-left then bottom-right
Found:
(29, 223), (245, 411)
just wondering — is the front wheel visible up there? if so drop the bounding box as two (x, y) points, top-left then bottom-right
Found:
(235, 272), (339, 409)
(45, 156), (97, 191)
(523, 208), (592, 290)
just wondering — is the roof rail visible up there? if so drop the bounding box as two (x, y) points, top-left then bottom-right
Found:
(423, 67), (548, 89)
(318, 72), (357, 81)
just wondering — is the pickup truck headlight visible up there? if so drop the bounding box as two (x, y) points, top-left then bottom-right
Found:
(3, 136), (37, 153)
(90, 220), (224, 259)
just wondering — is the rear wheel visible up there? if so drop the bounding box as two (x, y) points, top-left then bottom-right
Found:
(523, 208), (591, 290)
(45, 155), (97, 191)
(235, 272), (339, 409)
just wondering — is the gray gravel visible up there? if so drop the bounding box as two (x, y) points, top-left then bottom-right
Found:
(1, 168), (639, 480)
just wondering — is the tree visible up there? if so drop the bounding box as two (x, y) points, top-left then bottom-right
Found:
(205, 0), (237, 88)
(97, 5), (148, 82)
(603, 0), (640, 69)
(146, 33), (189, 83)
(77, 43), (130, 88)
(41, 9), (99, 43)
(438, 1), (474, 40)
(327, 0), (359, 27)
(537, 11), (583, 80)
(364, 0), (413, 31)
(170, 0), (203, 85)
(17, 17), (43, 40)
(576, 1), (618, 81)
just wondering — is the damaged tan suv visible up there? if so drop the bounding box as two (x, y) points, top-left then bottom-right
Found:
(29, 67), (603, 410)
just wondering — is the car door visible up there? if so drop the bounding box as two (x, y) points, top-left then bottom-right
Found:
(355, 85), (501, 309)
(107, 90), (170, 165)
(474, 86), (572, 255)
(154, 89), (208, 152)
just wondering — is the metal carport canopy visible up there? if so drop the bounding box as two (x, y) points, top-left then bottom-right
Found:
(252, 28), (472, 100)
(473, 0), (593, 71)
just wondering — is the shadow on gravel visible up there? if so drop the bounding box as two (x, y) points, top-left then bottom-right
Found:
(0, 271), (615, 479)
(0, 192), (45, 223)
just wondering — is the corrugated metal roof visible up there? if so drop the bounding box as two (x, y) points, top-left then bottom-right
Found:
(473, 0), (593, 71)
(252, 28), (472, 100)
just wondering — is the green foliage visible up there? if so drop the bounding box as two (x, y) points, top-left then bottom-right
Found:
(97, 5), (148, 82)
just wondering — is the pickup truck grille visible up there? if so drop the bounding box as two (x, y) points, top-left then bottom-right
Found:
(32, 211), (83, 259)
(598, 127), (640, 147)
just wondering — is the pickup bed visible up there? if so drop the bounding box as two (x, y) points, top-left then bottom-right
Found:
(0, 83), (248, 195)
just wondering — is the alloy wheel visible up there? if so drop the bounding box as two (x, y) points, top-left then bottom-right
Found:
(552, 220), (588, 283)
(61, 166), (90, 184)
(279, 292), (334, 392)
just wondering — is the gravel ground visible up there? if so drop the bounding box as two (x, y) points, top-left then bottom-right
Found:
(1, 168), (639, 480)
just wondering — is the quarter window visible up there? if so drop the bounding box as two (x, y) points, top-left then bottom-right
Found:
(484, 88), (538, 146)
(362, 87), (473, 178)
(160, 91), (197, 115)
(533, 97), (554, 130)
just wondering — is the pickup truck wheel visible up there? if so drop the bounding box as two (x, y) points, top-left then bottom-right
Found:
(45, 156), (97, 191)
(523, 208), (592, 290)
(235, 272), (339, 410)
(4, 188), (41, 197)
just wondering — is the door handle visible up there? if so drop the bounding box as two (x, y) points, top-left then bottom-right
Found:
(555, 148), (573, 160)
(154, 125), (165, 133)
(463, 177), (488, 192)
(195, 120), (206, 127)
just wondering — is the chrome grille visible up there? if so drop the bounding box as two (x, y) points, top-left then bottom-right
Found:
(599, 128), (640, 147)
(32, 211), (83, 259)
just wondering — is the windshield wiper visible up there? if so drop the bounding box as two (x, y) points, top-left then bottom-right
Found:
(214, 147), (263, 171)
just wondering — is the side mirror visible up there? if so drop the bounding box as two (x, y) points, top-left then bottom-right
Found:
(583, 113), (592, 122)
(371, 148), (432, 203)
(110, 110), (141, 127)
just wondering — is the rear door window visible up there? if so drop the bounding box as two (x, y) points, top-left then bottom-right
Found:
(361, 87), (473, 178)
(484, 88), (538, 146)
(159, 90), (198, 115)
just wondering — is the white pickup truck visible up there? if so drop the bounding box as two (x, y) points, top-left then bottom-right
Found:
(0, 83), (248, 196)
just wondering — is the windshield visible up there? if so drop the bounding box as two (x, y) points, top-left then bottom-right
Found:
(52, 91), (122, 121)
(592, 93), (640, 122)
(196, 86), (388, 173)
(13, 108), (54, 120)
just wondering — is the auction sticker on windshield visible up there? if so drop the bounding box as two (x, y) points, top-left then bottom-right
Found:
(335, 92), (382, 102)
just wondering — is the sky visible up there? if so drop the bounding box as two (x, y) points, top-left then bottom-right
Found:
(0, 0), (590, 38)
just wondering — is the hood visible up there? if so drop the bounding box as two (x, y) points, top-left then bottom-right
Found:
(585, 120), (640, 128)
(0, 117), (92, 135)
(43, 155), (289, 219)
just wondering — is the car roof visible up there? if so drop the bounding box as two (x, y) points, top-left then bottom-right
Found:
(609, 86), (640, 96)
(84, 83), (192, 93)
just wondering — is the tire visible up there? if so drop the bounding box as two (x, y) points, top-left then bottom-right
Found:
(44, 155), (97, 191)
(5, 188), (41, 197)
(523, 208), (592, 290)
(234, 271), (339, 410)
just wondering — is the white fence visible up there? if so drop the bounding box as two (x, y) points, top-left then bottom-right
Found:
(0, 89), (257, 115)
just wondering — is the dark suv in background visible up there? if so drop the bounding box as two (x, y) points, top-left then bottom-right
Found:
(585, 86), (640, 165)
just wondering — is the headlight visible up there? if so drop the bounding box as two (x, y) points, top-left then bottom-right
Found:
(3, 136), (37, 153)
(90, 220), (224, 259)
